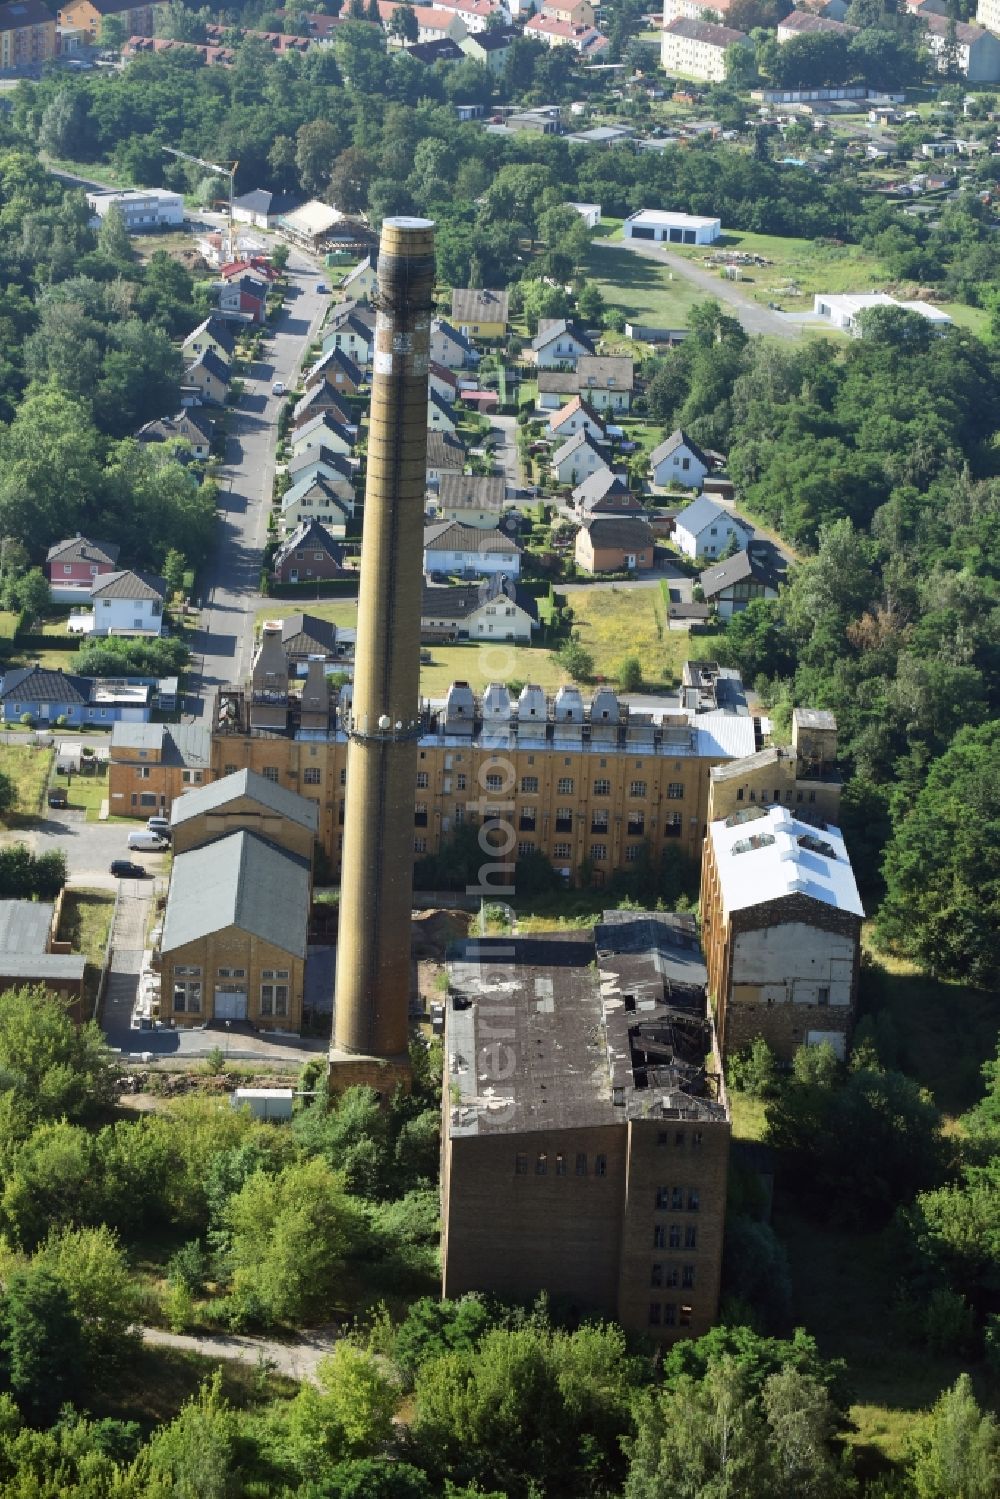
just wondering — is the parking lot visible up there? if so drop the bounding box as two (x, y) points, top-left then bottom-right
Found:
(23, 806), (172, 887)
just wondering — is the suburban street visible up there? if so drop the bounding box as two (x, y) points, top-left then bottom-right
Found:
(598, 238), (802, 341)
(186, 252), (331, 711)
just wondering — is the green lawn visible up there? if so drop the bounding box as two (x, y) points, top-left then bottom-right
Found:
(0, 612), (17, 640)
(0, 743), (54, 818)
(256, 600), (359, 630)
(672, 229), (891, 313)
(585, 243), (706, 328)
(565, 585), (723, 691)
(57, 888), (114, 967)
(420, 641), (569, 697)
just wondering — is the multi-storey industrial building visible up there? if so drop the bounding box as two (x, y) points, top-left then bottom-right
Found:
(441, 911), (730, 1342)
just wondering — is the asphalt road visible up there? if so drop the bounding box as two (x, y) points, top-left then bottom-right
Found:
(186, 255), (331, 714)
(597, 238), (802, 341)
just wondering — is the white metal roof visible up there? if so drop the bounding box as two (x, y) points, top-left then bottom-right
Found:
(709, 803), (863, 918)
(627, 210), (721, 229)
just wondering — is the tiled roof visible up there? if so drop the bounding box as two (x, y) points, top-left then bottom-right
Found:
(451, 288), (510, 325)
(663, 15), (748, 43)
(581, 515), (655, 548)
(424, 521), (521, 553)
(0, 666), (90, 705)
(439, 473), (506, 511)
(650, 427), (711, 470)
(46, 536), (119, 568)
(90, 569), (166, 602)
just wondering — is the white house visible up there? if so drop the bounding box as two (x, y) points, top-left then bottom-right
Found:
(86, 188), (184, 231)
(340, 257), (377, 303)
(546, 395), (607, 444)
(430, 319), (479, 369)
(924, 13), (1000, 79)
(538, 356), (635, 414)
(437, 473), (506, 528)
(290, 412), (355, 458)
(321, 313), (375, 367)
(660, 15), (749, 80)
(623, 208), (722, 245)
(568, 201), (601, 229)
(531, 319), (597, 368)
(673, 496), (752, 560)
(813, 292), (953, 335)
(650, 429), (711, 489)
(551, 430), (610, 486)
(280, 475), (353, 537)
(423, 521), (522, 578)
(422, 574), (538, 643)
(89, 570), (167, 637)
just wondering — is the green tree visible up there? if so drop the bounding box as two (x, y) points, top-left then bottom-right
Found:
(11, 566), (50, 623)
(552, 635), (593, 683)
(296, 119), (345, 197)
(96, 203), (132, 266)
(910, 1374), (1000, 1499)
(31, 1223), (141, 1371)
(0, 985), (114, 1126)
(618, 655), (643, 691)
(0, 1267), (84, 1421)
(0, 774), (14, 820)
(138, 1373), (238, 1499)
(284, 1343), (397, 1477)
(0, 383), (102, 552)
(388, 1), (418, 41)
(878, 721), (1000, 985)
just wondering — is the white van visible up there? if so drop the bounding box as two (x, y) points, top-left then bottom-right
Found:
(127, 831), (170, 853)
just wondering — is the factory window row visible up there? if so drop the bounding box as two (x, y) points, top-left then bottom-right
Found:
(655, 1186), (700, 1211)
(650, 1263), (696, 1289)
(736, 787), (818, 806)
(654, 1224), (699, 1249)
(648, 1303), (692, 1329)
(515, 1151), (607, 1177)
(658, 1129), (703, 1149)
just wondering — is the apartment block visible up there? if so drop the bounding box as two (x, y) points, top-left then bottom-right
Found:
(441, 912), (729, 1342)
(0, 0), (56, 68)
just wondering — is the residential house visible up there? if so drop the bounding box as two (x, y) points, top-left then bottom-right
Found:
(216, 274), (266, 324)
(423, 520), (522, 578)
(977, 0), (1000, 29)
(572, 472), (643, 518)
(340, 256), (378, 302)
(387, 4), (468, 43)
(404, 35), (465, 60)
(0, 0), (56, 69)
(136, 410), (214, 460)
(181, 315), (236, 367)
(550, 429), (609, 486)
(450, 287), (509, 339)
(701, 802), (863, 1062)
(673, 496), (752, 560)
(305, 347), (365, 394)
(541, 0), (595, 22)
(459, 25), (516, 69)
(291, 383), (352, 431)
(523, 12), (609, 50)
(231, 188), (299, 228)
(650, 429), (711, 489)
(0, 666), (152, 725)
(700, 544), (784, 618)
(159, 831), (310, 1030)
(431, 318), (479, 368)
(272, 518), (349, 585)
(575, 355), (634, 412)
(776, 8), (852, 37)
(280, 475), (352, 537)
(285, 445), (356, 493)
(437, 473), (506, 528)
(428, 388), (459, 432)
(90, 569), (167, 637)
(660, 16), (749, 81)
(109, 722), (214, 817)
(575, 515), (655, 573)
(45, 537), (120, 601)
(531, 319), (597, 368)
(429, 361), (461, 404)
(321, 311), (375, 367)
(169, 767), (319, 862)
(59, 0), (167, 42)
(290, 411), (354, 458)
(422, 574), (538, 642)
(277, 612), (343, 666)
(546, 395), (607, 444)
(426, 430), (467, 486)
(924, 13), (1000, 78)
(183, 348), (229, 405)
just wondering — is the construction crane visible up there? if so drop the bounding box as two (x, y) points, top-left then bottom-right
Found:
(163, 146), (239, 260)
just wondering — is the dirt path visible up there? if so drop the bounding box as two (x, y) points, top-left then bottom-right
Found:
(140, 1324), (340, 1384)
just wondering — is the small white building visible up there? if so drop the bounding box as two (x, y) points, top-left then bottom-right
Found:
(90, 570), (167, 637)
(531, 319), (596, 368)
(623, 209), (722, 245)
(650, 429), (711, 489)
(673, 496), (752, 560)
(813, 292), (953, 335)
(86, 188), (184, 232)
(568, 201), (602, 228)
(550, 430), (609, 486)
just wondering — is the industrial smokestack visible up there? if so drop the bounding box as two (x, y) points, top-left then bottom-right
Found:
(332, 217), (435, 1071)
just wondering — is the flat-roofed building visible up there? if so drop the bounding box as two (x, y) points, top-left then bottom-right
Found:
(624, 208), (722, 244)
(813, 292), (953, 334)
(700, 801), (863, 1062)
(442, 911), (730, 1342)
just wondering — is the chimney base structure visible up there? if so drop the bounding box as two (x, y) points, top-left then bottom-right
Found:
(330, 217), (435, 1093)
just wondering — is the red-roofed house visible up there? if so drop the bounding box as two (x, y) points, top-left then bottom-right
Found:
(524, 12), (608, 49)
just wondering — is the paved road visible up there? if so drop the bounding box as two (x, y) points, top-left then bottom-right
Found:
(186, 256), (331, 713)
(597, 239), (802, 341)
(140, 1324), (339, 1384)
(490, 413), (520, 490)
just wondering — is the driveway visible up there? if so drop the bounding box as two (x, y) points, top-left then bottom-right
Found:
(490, 413), (521, 491)
(596, 239), (802, 341)
(140, 1324), (339, 1384)
(186, 256), (331, 713)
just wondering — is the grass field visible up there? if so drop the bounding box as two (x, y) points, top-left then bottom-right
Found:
(0, 612), (17, 640)
(57, 888), (114, 967)
(0, 743), (54, 818)
(421, 641), (569, 697)
(566, 585), (723, 690)
(256, 601), (359, 630)
(585, 243), (705, 328)
(674, 230), (891, 312)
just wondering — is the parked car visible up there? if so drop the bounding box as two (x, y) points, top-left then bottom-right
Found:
(272, 380), (285, 395)
(146, 816), (170, 838)
(316, 282), (328, 294)
(110, 860), (148, 879)
(47, 788), (68, 809)
(127, 830), (170, 852)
